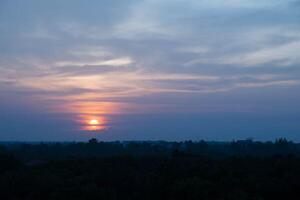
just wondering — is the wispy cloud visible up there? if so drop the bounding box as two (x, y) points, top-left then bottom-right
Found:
(219, 40), (300, 67)
(235, 80), (300, 88)
(55, 57), (133, 67)
(1, 0), (300, 117)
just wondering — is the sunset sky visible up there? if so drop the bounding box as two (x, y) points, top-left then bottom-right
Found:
(1, 0), (300, 141)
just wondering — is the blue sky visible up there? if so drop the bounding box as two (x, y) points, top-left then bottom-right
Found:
(0, 0), (300, 141)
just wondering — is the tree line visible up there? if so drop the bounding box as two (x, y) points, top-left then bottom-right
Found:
(0, 138), (299, 199)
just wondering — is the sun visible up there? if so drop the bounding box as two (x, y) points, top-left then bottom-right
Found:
(89, 119), (100, 125)
(79, 116), (108, 131)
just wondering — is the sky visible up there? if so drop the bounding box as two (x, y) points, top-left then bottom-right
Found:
(0, 0), (300, 141)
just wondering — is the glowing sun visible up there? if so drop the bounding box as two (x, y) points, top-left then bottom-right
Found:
(79, 116), (107, 131)
(89, 119), (100, 125)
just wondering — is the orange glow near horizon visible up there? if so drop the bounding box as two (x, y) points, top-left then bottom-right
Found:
(80, 116), (108, 131)
(51, 101), (137, 132)
(55, 101), (117, 132)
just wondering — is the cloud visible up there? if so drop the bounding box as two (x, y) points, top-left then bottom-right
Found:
(193, 0), (291, 9)
(184, 26), (300, 68)
(1, 0), (300, 118)
(9, 63), (299, 111)
(219, 40), (300, 67)
(55, 57), (133, 67)
(69, 47), (110, 57)
(22, 25), (58, 40)
(235, 80), (300, 88)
